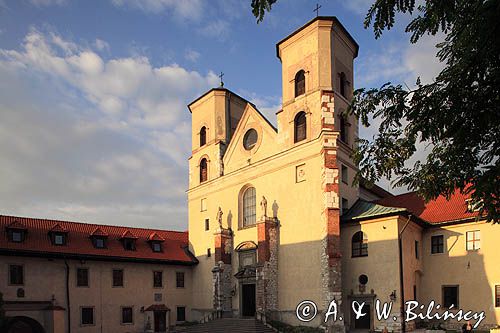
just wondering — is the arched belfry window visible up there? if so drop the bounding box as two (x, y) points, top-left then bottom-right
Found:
(242, 187), (256, 227)
(339, 112), (348, 144)
(352, 231), (368, 257)
(200, 126), (207, 147)
(340, 72), (347, 98)
(294, 111), (306, 143)
(295, 70), (305, 97)
(200, 158), (208, 183)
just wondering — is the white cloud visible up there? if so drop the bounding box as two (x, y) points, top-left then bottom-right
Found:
(198, 19), (230, 41)
(30, 0), (67, 6)
(94, 38), (110, 53)
(0, 29), (218, 230)
(185, 49), (200, 62)
(111, 0), (203, 21)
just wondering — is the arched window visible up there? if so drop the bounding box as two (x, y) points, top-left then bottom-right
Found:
(295, 70), (305, 97)
(340, 72), (347, 98)
(200, 126), (207, 147)
(352, 231), (368, 257)
(294, 111), (306, 143)
(200, 158), (208, 183)
(242, 187), (256, 227)
(339, 113), (348, 143)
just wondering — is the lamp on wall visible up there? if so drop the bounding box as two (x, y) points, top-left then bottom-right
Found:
(390, 290), (397, 301)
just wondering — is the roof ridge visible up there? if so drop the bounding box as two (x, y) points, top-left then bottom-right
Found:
(0, 214), (187, 234)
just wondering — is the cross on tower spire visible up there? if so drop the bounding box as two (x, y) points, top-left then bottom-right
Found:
(219, 71), (224, 87)
(313, 3), (321, 17)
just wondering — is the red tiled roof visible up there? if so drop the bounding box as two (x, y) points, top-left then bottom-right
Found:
(50, 223), (67, 233)
(375, 188), (479, 224)
(148, 232), (165, 242)
(90, 227), (108, 237)
(120, 230), (138, 239)
(0, 215), (196, 265)
(6, 221), (27, 230)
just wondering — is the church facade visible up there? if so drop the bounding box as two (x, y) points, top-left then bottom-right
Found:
(186, 16), (500, 332)
(1, 16), (499, 333)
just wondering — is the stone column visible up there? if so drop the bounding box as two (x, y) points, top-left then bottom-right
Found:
(320, 92), (345, 333)
(213, 227), (233, 317)
(256, 217), (279, 317)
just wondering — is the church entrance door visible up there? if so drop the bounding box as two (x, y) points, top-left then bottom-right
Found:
(352, 303), (371, 329)
(241, 283), (256, 317)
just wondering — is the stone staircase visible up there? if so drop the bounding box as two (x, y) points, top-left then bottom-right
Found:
(174, 318), (276, 333)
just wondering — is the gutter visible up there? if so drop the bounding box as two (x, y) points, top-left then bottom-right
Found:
(398, 215), (412, 333)
(64, 260), (71, 333)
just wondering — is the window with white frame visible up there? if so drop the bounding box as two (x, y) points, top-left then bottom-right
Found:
(466, 230), (480, 250)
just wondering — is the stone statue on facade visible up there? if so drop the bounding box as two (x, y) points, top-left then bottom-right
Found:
(260, 196), (267, 219)
(216, 206), (223, 229)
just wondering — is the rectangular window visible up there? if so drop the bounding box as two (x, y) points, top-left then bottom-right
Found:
(177, 306), (186, 322)
(413, 285), (417, 300)
(153, 271), (163, 288)
(54, 234), (66, 245)
(201, 198), (207, 211)
(152, 242), (162, 252)
(176, 272), (185, 288)
(415, 240), (419, 259)
(9, 264), (24, 285)
(93, 237), (106, 249)
(431, 235), (444, 254)
(81, 307), (94, 325)
(121, 307), (133, 324)
(496, 285), (500, 307)
(466, 230), (480, 250)
(11, 231), (24, 243)
(77, 268), (89, 287)
(341, 164), (348, 184)
(341, 198), (349, 215)
(442, 285), (459, 308)
(123, 239), (136, 251)
(113, 269), (124, 287)
(205, 219), (209, 231)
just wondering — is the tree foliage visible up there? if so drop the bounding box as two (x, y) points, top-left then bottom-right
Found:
(251, 0), (278, 23)
(252, 0), (500, 223)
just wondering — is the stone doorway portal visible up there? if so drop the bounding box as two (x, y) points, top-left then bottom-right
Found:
(241, 283), (256, 317)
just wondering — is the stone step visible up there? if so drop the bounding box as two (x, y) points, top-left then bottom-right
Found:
(175, 318), (276, 333)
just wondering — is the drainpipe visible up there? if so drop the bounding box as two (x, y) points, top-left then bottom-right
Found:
(64, 260), (71, 333)
(398, 215), (412, 333)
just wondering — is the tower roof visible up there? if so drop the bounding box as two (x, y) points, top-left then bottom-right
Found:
(276, 16), (359, 59)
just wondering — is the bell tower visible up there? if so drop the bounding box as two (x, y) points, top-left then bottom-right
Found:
(276, 17), (359, 332)
(276, 16), (358, 149)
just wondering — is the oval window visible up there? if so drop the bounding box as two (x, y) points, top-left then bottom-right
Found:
(359, 274), (368, 285)
(243, 129), (258, 150)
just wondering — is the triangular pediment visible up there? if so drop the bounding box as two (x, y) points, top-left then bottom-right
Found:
(223, 104), (278, 173)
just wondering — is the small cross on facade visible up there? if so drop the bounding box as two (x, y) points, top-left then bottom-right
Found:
(219, 71), (224, 87)
(314, 3), (321, 17)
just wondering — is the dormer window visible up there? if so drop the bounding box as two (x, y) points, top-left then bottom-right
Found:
(148, 232), (165, 253)
(152, 242), (162, 252)
(295, 70), (305, 97)
(90, 227), (108, 249)
(94, 238), (105, 248)
(123, 238), (136, 251)
(55, 234), (65, 245)
(49, 224), (68, 246)
(6, 221), (27, 243)
(120, 230), (138, 251)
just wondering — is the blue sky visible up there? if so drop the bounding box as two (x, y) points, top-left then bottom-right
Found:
(0, 0), (443, 230)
